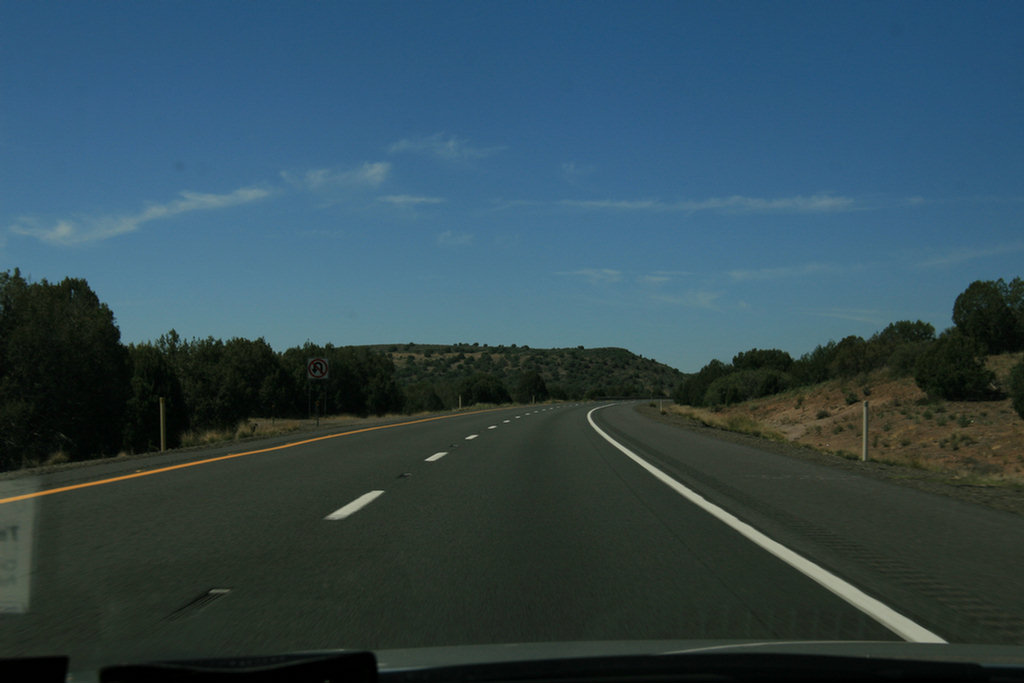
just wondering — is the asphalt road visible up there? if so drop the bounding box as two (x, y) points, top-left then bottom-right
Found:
(1, 402), (1022, 672)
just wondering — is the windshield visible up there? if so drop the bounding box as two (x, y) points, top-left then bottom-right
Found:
(2, 1), (1023, 675)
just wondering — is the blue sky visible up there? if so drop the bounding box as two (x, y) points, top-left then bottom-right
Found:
(2, 1), (1022, 372)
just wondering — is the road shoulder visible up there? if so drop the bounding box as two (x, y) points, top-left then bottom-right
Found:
(634, 403), (1024, 517)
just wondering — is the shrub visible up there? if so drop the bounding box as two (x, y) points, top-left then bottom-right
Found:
(1009, 359), (1024, 420)
(702, 368), (793, 406)
(732, 348), (793, 373)
(914, 330), (995, 400)
(830, 336), (869, 378)
(674, 359), (730, 406)
(952, 280), (1017, 354)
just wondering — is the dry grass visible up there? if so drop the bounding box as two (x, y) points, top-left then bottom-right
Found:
(671, 354), (1024, 486)
(180, 418), (304, 448)
(671, 406), (786, 441)
(176, 404), (510, 449)
(44, 449), (70, 466)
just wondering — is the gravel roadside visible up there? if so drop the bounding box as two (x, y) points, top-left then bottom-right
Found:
(634, 403), (1024, 518)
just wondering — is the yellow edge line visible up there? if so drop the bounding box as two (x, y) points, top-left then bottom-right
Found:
(0, 408), (500, 505)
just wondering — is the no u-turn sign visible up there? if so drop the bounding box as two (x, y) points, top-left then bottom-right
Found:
(306, 357), (329, 380)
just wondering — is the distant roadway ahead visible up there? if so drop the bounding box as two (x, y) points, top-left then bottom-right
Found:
(2, 402), (1023, 671)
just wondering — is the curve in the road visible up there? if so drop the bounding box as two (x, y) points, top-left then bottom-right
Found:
(587, 403), (946, 645)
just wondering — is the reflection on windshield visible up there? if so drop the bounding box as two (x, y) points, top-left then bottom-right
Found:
(0, 484), (36, 615)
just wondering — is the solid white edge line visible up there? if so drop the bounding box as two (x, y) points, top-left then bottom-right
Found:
(586, 405), (946, 644)
(426, 452), (448, 462)
(324, 490), (385, 520)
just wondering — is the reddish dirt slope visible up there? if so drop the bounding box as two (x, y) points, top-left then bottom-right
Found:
(671, 352), (1024, 485)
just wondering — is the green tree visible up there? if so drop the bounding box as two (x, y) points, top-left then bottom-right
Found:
(514, 370), (548, 403)
(790, 341), (837, 385)
(673, 359), (730, 406)
(123, 343), (187, 452)
(914, 330), (994, 400)
(869, 320), (935, 376)
(459, 373), (510, 406)
(998, 277), (1024, 350)
(0, 271), (129, 469)
(703, 368), (791, 406)
(873, 320), (936, 346)
(953, 280), (1017, 353)
(1008, 359), (1024, 420)
(281, 344), (403, 417)
(732, 348), (793, 373)
(829, 336), (869, 378)
(404, 381), (444, 413)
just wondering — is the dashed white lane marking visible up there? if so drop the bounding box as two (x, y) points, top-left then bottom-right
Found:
(488, 425), (497, 430)
(585, 405), (946, 644)
(465, 434), (479, 440)
(515, 416), (521, 419)
(503, 420), (510, 423)
(426, 452), (448, 462)
(324, 490), (385, 520)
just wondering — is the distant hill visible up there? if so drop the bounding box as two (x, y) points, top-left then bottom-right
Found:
(367, 343), (683, 402)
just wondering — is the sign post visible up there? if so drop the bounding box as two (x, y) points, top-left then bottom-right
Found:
(306, 358), (329, 423)
(159, 397), (166, 452)
(862, 401), (869, 462)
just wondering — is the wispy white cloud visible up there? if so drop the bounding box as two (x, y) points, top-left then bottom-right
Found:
(559, 199), (662, 211)
(915, 241), (1024, 268)
(638, 270), (689, 285)
(727, 262), (848, 282)
(9, 186), (271, 246)
(283, 162), (391, 190)
(378, 194), (445, 206)
(651, 290), (722, 309)
(559, 268), (623, 285)
(714, 194), (856, 212)
(556, 193), (856, 213)
(437, 230), (473, 246)
(388, 133), (505, 161)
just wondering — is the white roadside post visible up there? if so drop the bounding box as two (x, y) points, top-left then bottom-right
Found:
(862, 400), (869, 462)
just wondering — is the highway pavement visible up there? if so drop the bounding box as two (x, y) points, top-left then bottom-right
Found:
(1, 402), (1022, 672)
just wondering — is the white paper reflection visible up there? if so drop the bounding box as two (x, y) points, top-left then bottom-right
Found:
(0, 481), (37, 614)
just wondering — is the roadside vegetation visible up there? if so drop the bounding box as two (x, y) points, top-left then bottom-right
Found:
(0, 268), (681, 472)
(670, 277), (1024, 485)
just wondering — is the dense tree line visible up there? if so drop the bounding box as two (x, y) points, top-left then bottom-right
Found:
(0, 270), (678, 471)
(0, 271), (411, 470)
(0, 271), (129, 469)
(674, 277), (1024, 416)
